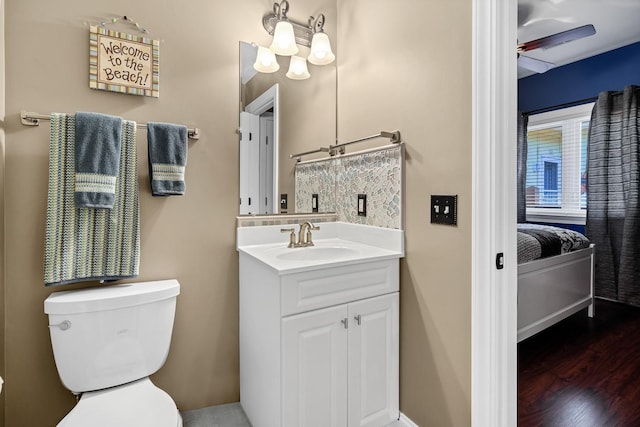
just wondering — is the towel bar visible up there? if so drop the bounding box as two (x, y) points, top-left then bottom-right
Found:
(289, 130), (401, 162)
(20, 110), (200, 140)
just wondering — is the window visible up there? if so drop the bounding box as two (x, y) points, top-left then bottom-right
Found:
(526, 103), (593, 224)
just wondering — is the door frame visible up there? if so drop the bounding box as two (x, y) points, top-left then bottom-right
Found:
(471, 0), (518, 425)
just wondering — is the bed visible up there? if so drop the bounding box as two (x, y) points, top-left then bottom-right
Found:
(517, 224), (595, 342)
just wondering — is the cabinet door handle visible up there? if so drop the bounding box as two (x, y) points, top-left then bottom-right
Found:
(354, 314), (361, 326)
(341, 318), (348, 329)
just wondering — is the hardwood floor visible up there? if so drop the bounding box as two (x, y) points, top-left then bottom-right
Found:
(518, 299), (640, 426)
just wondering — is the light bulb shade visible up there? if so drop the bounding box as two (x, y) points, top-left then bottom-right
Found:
(308, 32), (335, 65)
(253, 46), (280, 73)
(270, 20), (298, 56)
(286, 56), (310, 80)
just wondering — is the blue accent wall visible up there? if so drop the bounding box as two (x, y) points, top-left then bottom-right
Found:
(518, 41), (640, 113)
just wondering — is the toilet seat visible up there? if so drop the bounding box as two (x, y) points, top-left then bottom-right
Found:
(57, 378), (182, 427)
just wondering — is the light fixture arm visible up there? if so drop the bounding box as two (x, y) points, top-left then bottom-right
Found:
(263, 1), (320, 47)
(273, 0), (290, 20)
(311, 14), (326, 33)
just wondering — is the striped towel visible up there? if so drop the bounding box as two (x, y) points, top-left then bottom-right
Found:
(44, 113), (140, 286)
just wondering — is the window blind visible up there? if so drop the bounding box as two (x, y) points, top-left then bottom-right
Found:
(526, 103), (593, 216)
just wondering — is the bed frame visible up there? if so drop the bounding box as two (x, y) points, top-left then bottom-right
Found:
(517, 244), (595, 342)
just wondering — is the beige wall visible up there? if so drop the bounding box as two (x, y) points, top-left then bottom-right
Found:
(337, 0), (472, 425)
(3, 0), (472, 425)
(2, 0), (332, 425)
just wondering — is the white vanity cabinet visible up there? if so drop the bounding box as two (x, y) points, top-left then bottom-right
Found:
(239, 252), (400, 427)
(282, 292), (399, 427)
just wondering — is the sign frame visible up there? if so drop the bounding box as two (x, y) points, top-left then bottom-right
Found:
(89, 25), (159, 98)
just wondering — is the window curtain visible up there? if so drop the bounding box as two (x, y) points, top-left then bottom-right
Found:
(586, 85), (640, 306)
(517, 112), (528, 223)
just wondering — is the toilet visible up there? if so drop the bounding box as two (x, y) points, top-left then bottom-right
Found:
(44, 279), (182, 427)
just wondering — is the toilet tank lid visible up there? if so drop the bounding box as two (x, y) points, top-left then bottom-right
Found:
(44, 279), (180, 315)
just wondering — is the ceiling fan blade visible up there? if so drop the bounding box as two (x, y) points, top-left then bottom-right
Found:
(517, 24), (596, 52)
(518, 55), (556, 74)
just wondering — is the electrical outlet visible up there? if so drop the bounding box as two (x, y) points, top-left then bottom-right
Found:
(312, 194), (319, 213)
(431, 195), (457, 225)
(357, 194), (367, 217)
(280, 194), (287, 212)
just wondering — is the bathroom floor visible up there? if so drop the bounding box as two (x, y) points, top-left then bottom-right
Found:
(181, 402), (251, 427)
(181, 403), (406, 426)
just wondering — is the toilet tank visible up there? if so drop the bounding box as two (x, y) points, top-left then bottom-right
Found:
(44, 280), (180, 393)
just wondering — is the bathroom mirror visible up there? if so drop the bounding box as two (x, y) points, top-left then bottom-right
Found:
(239, 40), (337, 215)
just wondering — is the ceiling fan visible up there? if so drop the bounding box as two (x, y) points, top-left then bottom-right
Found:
(517, 24), (596, 73)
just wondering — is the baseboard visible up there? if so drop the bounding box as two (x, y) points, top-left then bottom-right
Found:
(397, 412), (419, 427)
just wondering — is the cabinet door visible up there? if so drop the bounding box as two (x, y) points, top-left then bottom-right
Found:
(282, 305), (349, 427)
(348, 293), (399, 427)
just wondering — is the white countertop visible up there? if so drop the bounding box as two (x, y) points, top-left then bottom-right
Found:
(237, 222), (404, 274)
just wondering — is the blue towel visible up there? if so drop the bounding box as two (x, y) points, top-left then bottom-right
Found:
(147, 122), (188, 196)
(74, 112), (123, 209)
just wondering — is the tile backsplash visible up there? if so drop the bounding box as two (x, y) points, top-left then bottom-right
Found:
(295, 158), (336, 214)
(295, 145), (404, 229)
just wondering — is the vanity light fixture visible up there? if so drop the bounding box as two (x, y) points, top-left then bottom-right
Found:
(261, 0), (335, 78)
(286, 55), (310, 80)
(253, 46), (280, 73)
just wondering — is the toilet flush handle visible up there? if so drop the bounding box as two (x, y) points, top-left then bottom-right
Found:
(49, 320), (72, 331)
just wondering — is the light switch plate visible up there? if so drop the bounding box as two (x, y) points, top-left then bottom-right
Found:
(357, 194), (367, 217)
(312, 194), (319, 213)
(431, 195), (457, 225)
(280, 194), (287, 212)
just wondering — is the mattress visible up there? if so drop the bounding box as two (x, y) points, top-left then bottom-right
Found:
(517, 223), (591, 264)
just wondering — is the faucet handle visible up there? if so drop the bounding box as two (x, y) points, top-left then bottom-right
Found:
(305, 225), (320, 246)
(280, 228), (296, 248)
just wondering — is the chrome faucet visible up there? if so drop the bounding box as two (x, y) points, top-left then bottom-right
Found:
(280, 221), (320, 248)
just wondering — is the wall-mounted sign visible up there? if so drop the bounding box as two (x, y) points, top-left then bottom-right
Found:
(89, 25), (159, 97)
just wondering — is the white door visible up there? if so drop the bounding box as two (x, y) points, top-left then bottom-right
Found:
(239, 111), (260, 214)
(282, 305), (349, 427)
(348, 293), (399, 427)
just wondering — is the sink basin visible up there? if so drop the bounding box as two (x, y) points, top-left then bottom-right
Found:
(276, 246), (359, 261)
